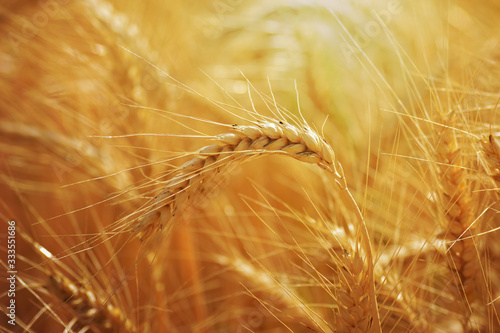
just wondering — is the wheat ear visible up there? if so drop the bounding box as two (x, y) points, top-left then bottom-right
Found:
(46, 273), (134, 333)
(19, 231), (134, 333)
(435, 121), (481, 326)
(134, 120), (345, 240)
(335, 250), (374, 332)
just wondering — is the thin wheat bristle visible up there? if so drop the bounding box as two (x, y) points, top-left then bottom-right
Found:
(134, 120), (344, 240)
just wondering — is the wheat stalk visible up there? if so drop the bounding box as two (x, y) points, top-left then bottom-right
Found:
(134, 120), (345, 240)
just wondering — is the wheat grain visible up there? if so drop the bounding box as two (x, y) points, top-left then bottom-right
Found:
(134, 120), (345, 240)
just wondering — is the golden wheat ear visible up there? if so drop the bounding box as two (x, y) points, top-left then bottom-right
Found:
(133, 120), (345, 240)
(45, 273), (135, 333)
(434, 118), (483, 329)
(334, 248), (374, 332)
(15, 231), (135, 333)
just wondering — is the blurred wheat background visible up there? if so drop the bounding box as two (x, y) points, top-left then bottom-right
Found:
(1, 0), (500, 332)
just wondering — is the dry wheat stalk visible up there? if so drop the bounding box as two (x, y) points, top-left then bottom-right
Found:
(134, 120), (345, 240)
(435, 121), (481, 326)
(335, 250), (374, 333)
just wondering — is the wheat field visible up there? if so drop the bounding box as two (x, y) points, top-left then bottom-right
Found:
(1, 0), (500, 332)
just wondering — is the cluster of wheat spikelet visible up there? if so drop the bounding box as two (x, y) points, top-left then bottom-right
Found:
(1, 0), (500, 332)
